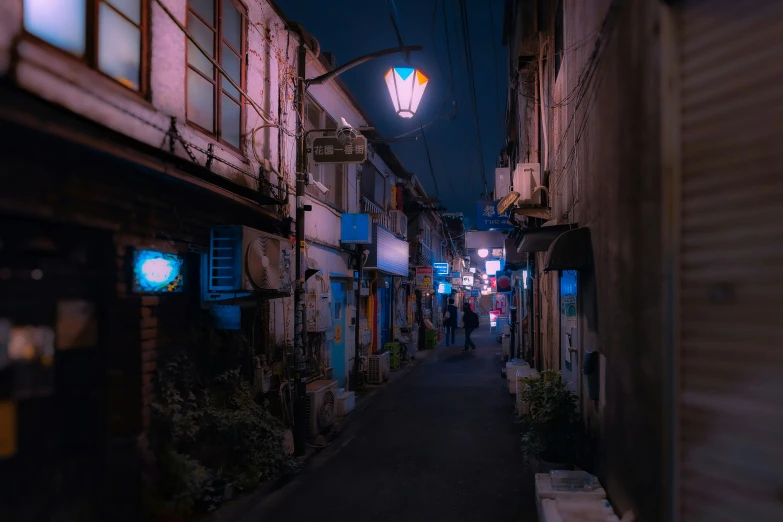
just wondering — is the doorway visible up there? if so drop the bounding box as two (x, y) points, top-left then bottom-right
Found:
(330, 281), (347, 387)
(559, 270), (578, 394)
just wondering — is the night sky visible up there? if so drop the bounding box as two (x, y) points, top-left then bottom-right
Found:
(275, 0), (508, 221)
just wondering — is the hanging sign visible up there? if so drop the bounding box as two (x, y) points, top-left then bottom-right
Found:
(434, 262), (450, 276)
(415, 266), (433, 290)
(461, 273), (474, 286)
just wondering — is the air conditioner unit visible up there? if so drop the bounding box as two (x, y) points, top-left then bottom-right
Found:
(513, 162), (542, 205)
(495, 167), (511, 200)
(305, 380), (338, 437)
(208, 226), (293, 293)
(388, 210), (408, 238)
(200, 252), (252, 308)
(367, 352), (390, 384)
(306, 293), (331, 332)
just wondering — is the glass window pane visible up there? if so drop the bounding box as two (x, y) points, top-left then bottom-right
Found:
(24, 0), (86, 56)
(187, 12), (215, 77)
(98, 3), (141, 90)
(190, 0), (214, 25)
(222, 0), (242, 51)
(221, 43), (241, 98)
(106, 0), (141, 25)
(325, 115), (336, 130)
(306, 99), (321, 130)
(220, 93), (241, 148)
(187, 69), (215, 131)
(188, 41), (215, 78)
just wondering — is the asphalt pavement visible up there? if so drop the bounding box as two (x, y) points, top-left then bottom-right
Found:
(248, 327), (537, 522)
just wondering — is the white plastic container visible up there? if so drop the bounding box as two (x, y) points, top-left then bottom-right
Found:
(516, 366), (540, 414)
(535, 473), (607, 520)
(540, 499), (620, 522)
(506, 359), (529, 394)
(336, 390), (355, 417)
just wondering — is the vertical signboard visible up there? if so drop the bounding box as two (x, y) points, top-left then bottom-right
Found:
(415, 266), (433, 290)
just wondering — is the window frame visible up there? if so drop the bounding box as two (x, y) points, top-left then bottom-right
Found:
(22, 0), (150, 97)
(304, 95), (345, 211)
(185, 0), (248, 153)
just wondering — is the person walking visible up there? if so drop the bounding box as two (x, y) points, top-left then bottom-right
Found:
(443, 298), (459, 345)
(462, 302), (479, 351)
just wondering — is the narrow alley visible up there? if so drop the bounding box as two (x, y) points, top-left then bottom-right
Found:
(250, 329), (536, 522)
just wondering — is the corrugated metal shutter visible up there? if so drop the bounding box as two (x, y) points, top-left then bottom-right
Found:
(676, 1), (783, 520)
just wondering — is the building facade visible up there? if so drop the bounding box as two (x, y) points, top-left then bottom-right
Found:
(0, 0), (422, 518)
(502, 1), (783, 521)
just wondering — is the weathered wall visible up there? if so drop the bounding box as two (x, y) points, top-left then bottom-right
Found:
(0, 0), (300, 193)
(0, 110), (286, 518)
(538, 0), (664, 519)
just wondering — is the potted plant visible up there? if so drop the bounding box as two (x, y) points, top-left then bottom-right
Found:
(519, 370), (582, 472)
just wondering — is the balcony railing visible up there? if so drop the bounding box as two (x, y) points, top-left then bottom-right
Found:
(418, 242), (434, 266)
(361, 196), (392, 230)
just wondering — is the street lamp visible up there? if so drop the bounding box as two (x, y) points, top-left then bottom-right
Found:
(291, 26), (422, 457)
(384, 67), (429, 118)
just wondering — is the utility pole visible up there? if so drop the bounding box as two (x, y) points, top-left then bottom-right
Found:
(293, 40), (308, 457)
(353, 243), (363, 391)
(353, 169), (363, 392)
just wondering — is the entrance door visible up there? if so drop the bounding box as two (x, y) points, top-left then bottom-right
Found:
(330, 282), (346, 387)
(559, 270), (578, 394)
(377, 281), (390, 348)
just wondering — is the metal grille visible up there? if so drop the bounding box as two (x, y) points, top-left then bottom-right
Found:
(675, 1), (783, 520)
(368, 354), (382, 384)
(209, 226), (240, 291)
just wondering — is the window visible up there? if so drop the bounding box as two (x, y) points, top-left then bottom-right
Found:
(305, 97), (345, 210)
(23, 0), (144, 91)
(187, 0), (246, 149)
(373, 170), (385, 208)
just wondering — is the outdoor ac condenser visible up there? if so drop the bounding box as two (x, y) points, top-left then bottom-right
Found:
(367, 352), (390, 384)
(208, 225), (293, 293)
(305, 380), (338, 437)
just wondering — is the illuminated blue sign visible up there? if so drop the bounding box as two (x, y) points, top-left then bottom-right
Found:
(476, 200), (513, 231)
(434, 262), (449, 275)
(340, 213), (372, 244)
(437, 283), (452, 294)
(133, 250), (184, 293)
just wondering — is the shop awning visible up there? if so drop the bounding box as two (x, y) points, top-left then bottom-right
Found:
(544, 227), (592, 272)
(517, 224), (575, 253)
(364, 224), (409, 276)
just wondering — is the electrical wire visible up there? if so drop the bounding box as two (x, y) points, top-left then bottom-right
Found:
(549, 0), (623, 194)
(420, 123), (442, 199)
(458, 0), (489, 196)
(488, 1), (504, 136)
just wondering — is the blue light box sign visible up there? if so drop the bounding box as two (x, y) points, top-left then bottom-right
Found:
(340, 213), (372, 244)
(437, 282), (452, 294)
(434, 262), (449, 275)
(133, 250), (185, 293)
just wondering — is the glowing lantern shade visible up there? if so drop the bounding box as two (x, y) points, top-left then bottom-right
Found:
(384, 67), (429, 118)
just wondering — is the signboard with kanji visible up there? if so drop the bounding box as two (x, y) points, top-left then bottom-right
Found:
(312, 136), (368, 164)
(475, 200), (513, 230)
(415, 266), (433, 290)
(434, 262), (449, 275)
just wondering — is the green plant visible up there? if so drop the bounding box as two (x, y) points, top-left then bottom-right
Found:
(519, 370), (582, 464)
(148, 345), (302, 516)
